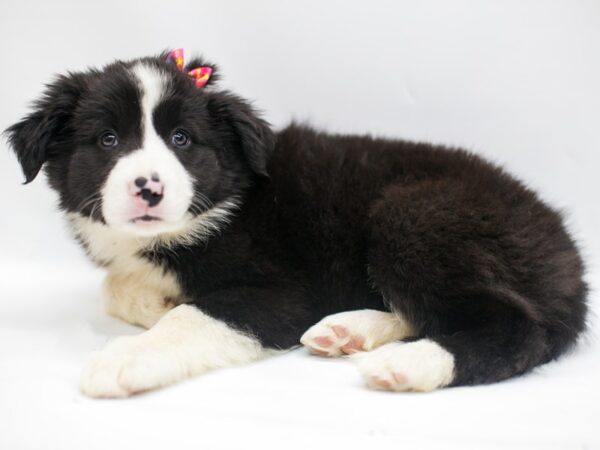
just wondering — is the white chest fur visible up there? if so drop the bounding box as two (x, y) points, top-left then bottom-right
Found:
(67, 198), (240, 328)
(68, 213), (182, 328)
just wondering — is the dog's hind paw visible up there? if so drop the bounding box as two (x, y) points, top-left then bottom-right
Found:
(353, 340), (455, 392)
(300, 309), (413, 357)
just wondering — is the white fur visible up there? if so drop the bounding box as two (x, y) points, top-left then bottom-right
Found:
(69, 197), (240, 266)
(102, 63), (194, 236)
(300, 309), (414, 356)
(81, 304), (272, 398)
(102, 262), (181, 329)
(353, 339), (455, 392)
(69, 203), (239, 328)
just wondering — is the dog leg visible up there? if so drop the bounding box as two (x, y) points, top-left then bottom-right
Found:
(81, 304), (271, 398)
(300, 309), (414, 357)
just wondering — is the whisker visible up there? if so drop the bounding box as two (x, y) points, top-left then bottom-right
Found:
(76, 192), (103, 213)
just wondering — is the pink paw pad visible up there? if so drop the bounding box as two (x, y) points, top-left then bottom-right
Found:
(370, 376), (392, 390)
(331, 325), (349, 338)
(313, 336), (334, 348)
(340, 337), (365, 354)
(392, 372), (408, 385)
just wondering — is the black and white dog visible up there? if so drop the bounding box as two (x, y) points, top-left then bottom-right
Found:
(6, 51), (587, 398)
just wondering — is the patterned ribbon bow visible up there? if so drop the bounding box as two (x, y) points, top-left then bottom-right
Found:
(166, 48), (212, 89)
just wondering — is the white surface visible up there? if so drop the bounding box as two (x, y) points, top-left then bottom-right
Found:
(0, 1), (599, 449)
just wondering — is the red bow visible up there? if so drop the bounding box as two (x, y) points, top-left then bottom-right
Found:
(166, 48), (212, 89)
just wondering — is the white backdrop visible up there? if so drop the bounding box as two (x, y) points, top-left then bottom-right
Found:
(0, 1), (599, 449)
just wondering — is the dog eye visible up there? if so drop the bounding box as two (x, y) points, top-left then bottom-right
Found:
(171, 129), (190, 148)
(99, 131), (118, 148)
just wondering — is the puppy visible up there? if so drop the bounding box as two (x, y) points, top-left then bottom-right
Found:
(5, 50), (587, 397)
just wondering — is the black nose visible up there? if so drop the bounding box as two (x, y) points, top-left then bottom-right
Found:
(140, 188), (163, 207)
(134, 174), (163, 207)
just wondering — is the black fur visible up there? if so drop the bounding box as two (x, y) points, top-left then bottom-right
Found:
(5, 53), (587, 387)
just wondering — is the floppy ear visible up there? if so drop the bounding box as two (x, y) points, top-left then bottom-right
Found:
(4, 73), (87, 184)
(207, 93), (275, 177)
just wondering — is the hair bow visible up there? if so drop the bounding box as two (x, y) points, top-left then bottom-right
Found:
(165, 48), (213, 89)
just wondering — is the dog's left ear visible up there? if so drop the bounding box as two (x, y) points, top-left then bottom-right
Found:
(207, 93), (275, 177)
(4, 72), (87, 184)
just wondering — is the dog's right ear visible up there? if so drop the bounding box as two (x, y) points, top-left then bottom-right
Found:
(4, 72), (87, 184)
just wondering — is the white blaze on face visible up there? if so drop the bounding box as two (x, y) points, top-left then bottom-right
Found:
(101, 63), (194, 236)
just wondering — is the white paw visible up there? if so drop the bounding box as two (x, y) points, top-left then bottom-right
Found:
(80, 335), (181, 398)
(353, 340), (455, 392)
(300, 309), (413, 357)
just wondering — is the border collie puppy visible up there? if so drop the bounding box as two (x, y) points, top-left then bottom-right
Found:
(6, 51), (587, 398)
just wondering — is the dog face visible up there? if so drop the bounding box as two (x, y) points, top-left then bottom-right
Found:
(6, 53), (274, 238)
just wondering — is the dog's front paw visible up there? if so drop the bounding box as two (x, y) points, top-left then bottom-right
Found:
(300, 309), (413, 357)
(80, 335), (180, 398)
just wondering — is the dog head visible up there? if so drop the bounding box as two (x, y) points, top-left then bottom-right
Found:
(5, 52), (274, 239)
